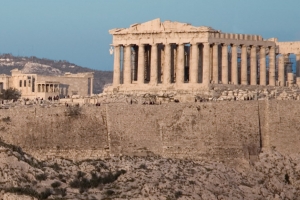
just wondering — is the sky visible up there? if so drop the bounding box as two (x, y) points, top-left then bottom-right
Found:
(1, 0), (300, 71)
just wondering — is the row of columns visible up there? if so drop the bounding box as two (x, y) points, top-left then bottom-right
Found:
(37, 84), (59, 93)
(113, 43), (278, 86)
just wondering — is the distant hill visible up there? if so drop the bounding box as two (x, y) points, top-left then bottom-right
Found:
(0, 54), (113, 94)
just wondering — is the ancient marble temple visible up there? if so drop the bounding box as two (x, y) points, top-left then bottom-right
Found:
(106, 18), (300, 94)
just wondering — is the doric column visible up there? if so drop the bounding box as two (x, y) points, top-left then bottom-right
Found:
(241, 45), (248, 85)
(113, 45), (120, 86)
(269, 46), (276, 86)
(231, 44), (238, 85)
(150, 43), (158, 85)
(212, 43), (219, 84)
(250, 45), (257, 85)
(123, 45), (132, 85)
(203, 42), (210, 85)
(259, 46), (266, 86)
(137, 44), (145, 84)
(163, 43), (171, 84)
(90, 78), (93, 95)
(278, 55), (285, 86)
(221, 43), (228, 84)
(296, 54), (300, 86)
(190, 43), (199, 83)
(176, 43), (184, 84)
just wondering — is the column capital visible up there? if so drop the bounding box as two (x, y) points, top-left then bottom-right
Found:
(222, 43), (229, 46)
(231, 43), (239, 47)
(213, 42), (220, 45)
(251, 45), (257, 48)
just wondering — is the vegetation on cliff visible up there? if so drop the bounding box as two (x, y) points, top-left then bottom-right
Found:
(1, 139), (300, 199)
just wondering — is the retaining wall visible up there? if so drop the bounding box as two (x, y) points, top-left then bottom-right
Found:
(0, 101), (298, 161)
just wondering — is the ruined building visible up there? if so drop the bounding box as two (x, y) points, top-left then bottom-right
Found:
(0, 69), (94, 99)
(105, 18), (300, 95)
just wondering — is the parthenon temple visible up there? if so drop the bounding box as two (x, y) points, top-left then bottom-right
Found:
(105, 18), (300, 94)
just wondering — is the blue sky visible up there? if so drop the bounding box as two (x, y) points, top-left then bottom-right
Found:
(0, 0), (300, 71)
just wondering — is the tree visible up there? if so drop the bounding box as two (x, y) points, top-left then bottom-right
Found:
(0, 88), (21, 100)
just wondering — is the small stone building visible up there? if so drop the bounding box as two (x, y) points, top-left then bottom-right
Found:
(0, 69), (94, 99)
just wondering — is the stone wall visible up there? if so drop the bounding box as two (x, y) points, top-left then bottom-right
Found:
(0, 101), (299, 161)
(260, 101), (300, 158)
(0, 106), (108, 160)
(107, 102), (261, 161)
(38, 76), (90, 96)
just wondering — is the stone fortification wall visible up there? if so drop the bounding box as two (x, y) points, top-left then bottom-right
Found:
(0, 101), (299, 161)
(259, 101), (300, 158)
(0, 106), (108, 160)
(106, 102), (261, 161)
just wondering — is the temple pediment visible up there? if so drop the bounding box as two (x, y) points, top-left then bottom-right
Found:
(109, 18), (219, 34)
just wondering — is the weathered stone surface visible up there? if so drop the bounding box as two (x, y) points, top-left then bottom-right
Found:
(0, 100), (299, 162)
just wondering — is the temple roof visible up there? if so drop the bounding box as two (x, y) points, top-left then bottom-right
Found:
(109, 18), (220, 34)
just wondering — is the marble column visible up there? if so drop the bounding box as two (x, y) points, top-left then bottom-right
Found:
(113, 45), (120, 86)
(190, 43), (199, 83)
(278, 55), (285, 86)
(212, 43), (219, 84)
(221, 44), (228, 84)
(231, 44), (238, 85)
(269, 46), (276, 86)
(296, 54), (300, 85)
(150, 44), (158, 85)
(250, 45), (257, 85)
(90, 78), (93, 95)
(138, 44), (145, 84)
(176, 43), (184, 84)
(241, 45), (248, 85)
(164, 43), (171, 84)
(203, 42), (210, 85)
(123, 45), (132, 85)
(259, 46), (266, 86)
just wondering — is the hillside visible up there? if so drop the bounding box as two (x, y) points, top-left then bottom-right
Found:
(0, 54), (113, 94)
(1, 139), (300, 199)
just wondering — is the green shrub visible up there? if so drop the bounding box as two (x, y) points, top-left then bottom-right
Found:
(51, 181), (61, 188)
(65, 105), (82, 117)
(0, 88), (21, 100)
(49, 163), (61, 171)
(69, 169), (126, 192)
(139, 164), (147, 169)
(175, 191), (182, 199)
(35, 173), (47, 181)
(4, 187), (39, 198)
(2, 116), (11, 122)
(40, 188), (52, 199)
(105, 189), (115, 196)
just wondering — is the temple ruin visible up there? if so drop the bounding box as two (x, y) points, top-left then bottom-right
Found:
(105, 18), (300, 96)
(0, 69), (94, 99)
